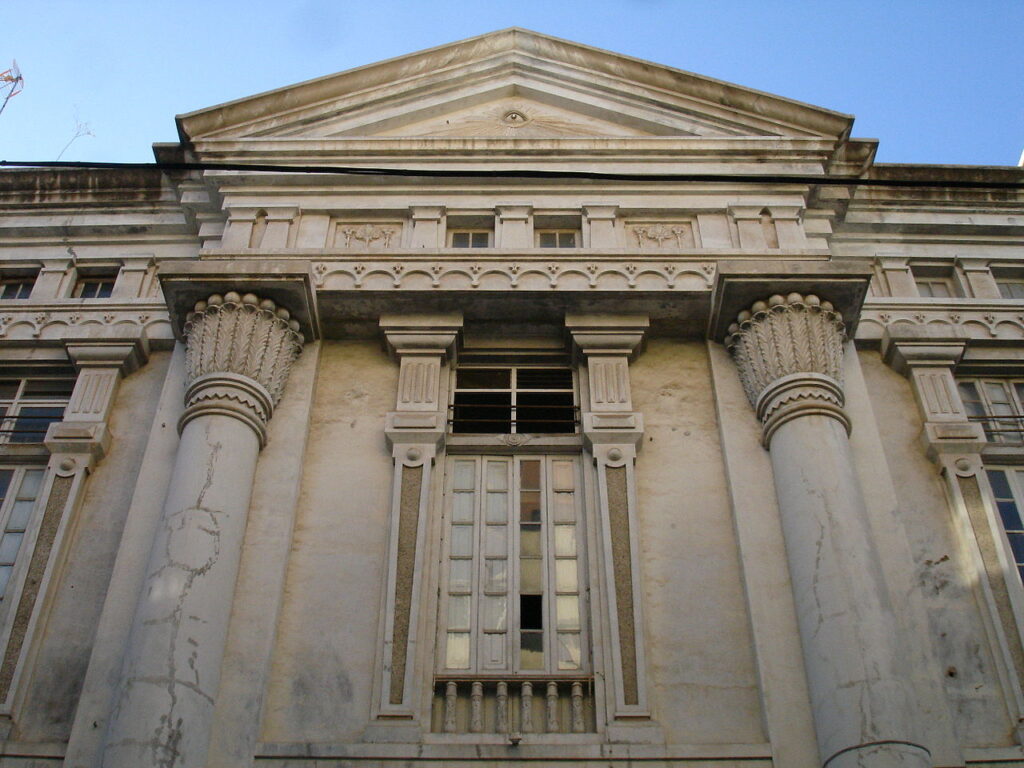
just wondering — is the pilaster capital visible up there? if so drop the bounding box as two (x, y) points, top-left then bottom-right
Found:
(582, 204), (618, 221)
(564, 313), (648, 359)
(64, 328), (150, 376)
(180, 291), (305, 446)
(380, 313), (462, 359)
(880, 325), (968, 375)
(724, 292), (849, 445)
(495, 204), (532, 221)
(955, 254), (993, 272)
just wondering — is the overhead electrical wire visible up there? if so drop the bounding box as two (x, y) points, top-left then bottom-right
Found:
(1, 159), (1022, 191)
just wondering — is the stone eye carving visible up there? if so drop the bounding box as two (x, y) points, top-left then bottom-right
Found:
(502, 110), (528, 125)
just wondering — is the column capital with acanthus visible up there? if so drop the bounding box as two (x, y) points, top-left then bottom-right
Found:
(725, 292), (850, 446)
(181, 291), (305, 447)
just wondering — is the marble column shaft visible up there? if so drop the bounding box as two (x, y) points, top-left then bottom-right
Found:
(101, 292), (304, 768)
(726, 293), (930, 768)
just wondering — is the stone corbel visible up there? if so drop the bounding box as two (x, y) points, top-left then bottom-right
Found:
(495, 204), (532, 248)
(880, 325), (986, 461)
(956, 255), (1002, 299)
(45, 329), (151, 466)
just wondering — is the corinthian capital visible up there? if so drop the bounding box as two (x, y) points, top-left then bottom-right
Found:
(725, 292), (849, 445)
(180, 291), (305, 445)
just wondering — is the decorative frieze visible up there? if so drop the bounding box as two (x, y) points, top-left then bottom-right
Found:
(725, 292), (848, 445)
(626, 222), (696, 249)
(334, 223), (401, 249)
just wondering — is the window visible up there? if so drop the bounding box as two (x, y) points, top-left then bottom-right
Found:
(0, 279), (33, 300)
(984, 468), (1024, 585)
(916, 277), (955, 298)
(0, 377), (75, 444)
(450, 367), (577, 434)
(440, 455), (586, 675)
(536, 230), (578, 248)
(450, 230), (491, 248)
(73, 274), (117, 299)
(0, 468), (45, 598)
(997, 280), (1024, 300)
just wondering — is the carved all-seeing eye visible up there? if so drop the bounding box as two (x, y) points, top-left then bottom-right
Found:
(502, 110), (528, 125)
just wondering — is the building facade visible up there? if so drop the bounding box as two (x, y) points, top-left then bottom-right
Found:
(1, 28), (1024, 768)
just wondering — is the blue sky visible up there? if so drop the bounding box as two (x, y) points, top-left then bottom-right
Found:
(1, 0), (1021, 166)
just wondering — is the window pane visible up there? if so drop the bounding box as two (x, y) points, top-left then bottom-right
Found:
(558, 232), (577, 247)
(483, 596), (507, 631)
(0, 469), (12, 500)
(1009, 533), (1024, 565)
(449, 559), (472, 592)
(0, 532), (23, 564)
(520, 632), (544, 669)
(451, 232), (470, 248)
(7, 501), (34, 531)
(520, 460), (541, 489)
(485, 525), (508, 556)
(998, 501), (1024, 531)
(452, 492), (474, 522)
(518, 369), (573, 390)
(552, 492), (576, 522)
(0, 382), (18, 399)
(457, 369), (510, 389)
(23, 379), (75, 399)
(446, 632), (470, 668)
(485, 461), (508, 490)
(19, 470), (43, 499)
(450, 525), (473, 557)
(452, 460), (476, 490)
(557, 633), (582, 670)
(550, 461), (575, 491)
(520, 558), (543, 592)
(556, 595), (580, 630)
(12, 407), (63, 443)
(520, 491), (541, 523)
(555, 560), (578, 592)
(0, 565), (10, 597)
(486, 492), (507, 523)
(484, 559), (507, 592)
(539, 232), (556, 247)
(452, 391), (511, 433)
(447, 595), (471, 631)
(470, 232), (489, 247)
(520, 526), (542, 557)
(989, 469), (1013, 498)
(554, 525), (577, 556)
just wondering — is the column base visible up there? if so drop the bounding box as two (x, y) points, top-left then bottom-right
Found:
(825, 740), (931, 768)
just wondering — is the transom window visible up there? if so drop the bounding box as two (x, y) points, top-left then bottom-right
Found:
(958, 378), (1024, 443)
(450, 367), (577, 434)
(536, 230), (578, 248)
(0, 377), (75, 444)
(73, 274), (116, 299)
(450, 230), (491, 248)
(440, 455), (585, 675)
(0, 279), (33, 300)
(0, 468), (45, 597)
(985, 468), (1024, 585)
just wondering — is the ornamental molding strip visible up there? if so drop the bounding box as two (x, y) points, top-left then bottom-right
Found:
(180, 291), (305, 445)
(724, 292), (849, 446)
(0, 304), (173, 346)
(858, 304), (1024, 342)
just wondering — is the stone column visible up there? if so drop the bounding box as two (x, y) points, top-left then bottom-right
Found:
(101, 291), (304, 768)
(725, 292), (930, 768)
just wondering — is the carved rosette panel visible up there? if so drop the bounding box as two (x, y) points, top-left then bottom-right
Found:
(725, 292), (850, 445)
(181, 291), (305, 444)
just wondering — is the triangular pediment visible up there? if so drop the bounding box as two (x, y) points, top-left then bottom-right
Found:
(177, 29), (853, 143)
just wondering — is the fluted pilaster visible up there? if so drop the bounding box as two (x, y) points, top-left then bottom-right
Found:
(725, 292), (849, 446)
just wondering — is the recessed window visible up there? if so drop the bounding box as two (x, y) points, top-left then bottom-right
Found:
(450, 230), (491, 248)
(451, 366), (577, 434)
(915, 277), (955, 298)
(536, 230), (579, 248)
(997, 279), (1024, 300)
(0, 377), (75, 444)
(0, 278), (34, 300)
(73, 274), (117, 299)
(958, 378), (1024, 443)
(0, 467), (46, 597)
(984, 468), (1024, 586)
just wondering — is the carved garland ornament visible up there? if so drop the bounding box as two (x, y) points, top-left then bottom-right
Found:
(181, 291), (305, 445)
(725, 292), (850, 446)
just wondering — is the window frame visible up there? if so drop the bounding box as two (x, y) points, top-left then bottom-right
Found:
(0, 279), (34, 301)
(437, 454), (589, 678)
(72, 273), (117, 299)
(0, 376), (75, 445)
(958, 378), (1024, 444)
(448, 229), (493, 248)
(997, 279), (1024, 300)
(0, 467), (47, 604)
(535, 229), (580, 249)
(449, 365), (579, 435)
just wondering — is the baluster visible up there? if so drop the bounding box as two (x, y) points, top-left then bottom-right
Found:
(443, 681), (458, 733)
(496, 681), (509, 733)
(546, 681), (559, 732)
(571, 681), (585, 732)
(520, 681), (533, 732)
(470, 681), (484, 733)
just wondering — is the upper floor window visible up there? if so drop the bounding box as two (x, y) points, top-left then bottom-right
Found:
(0, 278), (34, 300)
(0, 467), (45, 597)
(0, 376), (75, 444)
(984, 468), (1024, 585)
(958, 378), (1024, 443)
(73, 273), (117, 299)
(915, 277), (956, 298)
(536, 230), (578, 248)
(997, 279), (1024, 300)
(450, 230), (491, 248)
(450, 367), (577, 434)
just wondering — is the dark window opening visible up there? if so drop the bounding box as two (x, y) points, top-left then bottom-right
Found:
(451, 366), (576, 434)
